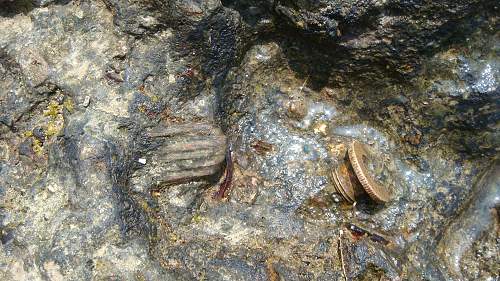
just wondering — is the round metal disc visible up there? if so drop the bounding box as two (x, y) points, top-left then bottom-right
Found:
(335, 162), (364, 203)
(331, 169), (344, 197)
(332, 167), (353, 203)
(348, 140), (392, 203)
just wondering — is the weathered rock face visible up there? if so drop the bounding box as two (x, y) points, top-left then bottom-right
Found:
(0, 1), (498, 281)
(224, 0), (498, 157)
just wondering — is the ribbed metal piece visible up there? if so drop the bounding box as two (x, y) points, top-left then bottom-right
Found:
(140, 122), (227, 185)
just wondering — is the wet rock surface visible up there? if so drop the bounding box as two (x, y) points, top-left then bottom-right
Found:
(0, 1), (498, 280)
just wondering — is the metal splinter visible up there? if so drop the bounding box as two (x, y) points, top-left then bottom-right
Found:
(213, 146), (233, 199)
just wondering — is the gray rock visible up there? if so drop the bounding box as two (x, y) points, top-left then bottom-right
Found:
(0, 0), (497, 280)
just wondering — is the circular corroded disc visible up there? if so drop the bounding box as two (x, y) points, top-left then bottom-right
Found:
(348, 140), (391, 203)
(330, 169), (343, 196)
(332, 167), (352, 203)
(330, 147), (353, 203)
(335, 162), (362, 203)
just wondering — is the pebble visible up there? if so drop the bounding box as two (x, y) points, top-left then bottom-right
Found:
(81, 96), (90, 107)
(32, 127), (45, 141)
(18, 139), (33, 157)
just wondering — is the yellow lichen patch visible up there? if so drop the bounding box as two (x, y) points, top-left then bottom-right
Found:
(168, 232), (179, 242)
(138, 105), (147, 113)
(43, 100), (65, 139)
(63, 98), (74, 112)
(26, 98), (69, 156)
(45, 120), (63, 138)
(191, 214), (203, 224)
(254, 84), (263, 95)
(138, 199), (149, 210)
(32, 139), (43, 156)
(43, 100), (63, 118)
(135, 273), (147, 281)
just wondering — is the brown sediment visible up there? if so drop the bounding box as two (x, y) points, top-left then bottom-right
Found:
(251, 140), (274, 155)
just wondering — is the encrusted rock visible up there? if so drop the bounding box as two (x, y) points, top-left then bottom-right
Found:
(0, 0), (497, 280)
(437, 158), (500, 280)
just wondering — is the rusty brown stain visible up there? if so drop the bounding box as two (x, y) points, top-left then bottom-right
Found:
(251, 140), (274, 155)
(265, 258), (280, 281)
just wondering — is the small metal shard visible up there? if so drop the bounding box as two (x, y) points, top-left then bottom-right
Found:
(213, 147), (234, 199)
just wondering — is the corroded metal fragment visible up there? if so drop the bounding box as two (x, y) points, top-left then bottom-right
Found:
(147, 122), (221, 138)
(332, 161), (365, 203)
(338, 226), (402, 280)
(348, 140), (392, 203)
(132, 122), (227, 191)
(332, 166), (351, 202)
(213, 147), (233, 199)
(331, 140), (392, 204)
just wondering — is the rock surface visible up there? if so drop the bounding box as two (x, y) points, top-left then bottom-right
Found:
(0, 1), (498, 280)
